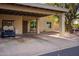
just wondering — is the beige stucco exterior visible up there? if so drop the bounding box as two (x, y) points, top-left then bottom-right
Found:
(0, 14), (60, 35)
(0, 14), (38, 35)
(39, 15), (60, 32)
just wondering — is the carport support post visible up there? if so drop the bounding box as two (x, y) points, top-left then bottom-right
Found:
(27, 21), (30, 32)
(59, 13), (65, 36)
(36, 18), (40, 34)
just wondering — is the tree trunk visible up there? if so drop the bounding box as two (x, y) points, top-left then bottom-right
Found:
(66, 20), (73, 33)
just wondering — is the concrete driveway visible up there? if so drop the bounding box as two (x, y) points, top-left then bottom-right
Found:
(0, 33), (79, 56)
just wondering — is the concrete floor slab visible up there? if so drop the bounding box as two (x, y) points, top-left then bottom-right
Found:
(0, 33), (79, 56)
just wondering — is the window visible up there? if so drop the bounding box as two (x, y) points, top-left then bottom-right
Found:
(47, 22), (52, 28)
(2, 20), (14, 26)
(30, 21), (36, 28)
(2, 20), (14, 30)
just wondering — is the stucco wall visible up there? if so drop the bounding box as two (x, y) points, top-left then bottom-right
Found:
(0, 14), (23, 35)
(0, 14), (60, 35)
(22, 16), (37, 33)
(0, 14), (37, 35)
(39, 15), (60, 32)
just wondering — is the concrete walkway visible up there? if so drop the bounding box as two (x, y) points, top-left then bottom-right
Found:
(0, 33), (79, 56)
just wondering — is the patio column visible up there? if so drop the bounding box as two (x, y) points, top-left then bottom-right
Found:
(59, 13), (65, 35)
(27, 21), (30, 32)
(36, 18), (40, 34)
(0, 19), (2, 36)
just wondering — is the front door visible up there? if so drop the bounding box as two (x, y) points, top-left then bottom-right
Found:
(23, 21), (28, 33)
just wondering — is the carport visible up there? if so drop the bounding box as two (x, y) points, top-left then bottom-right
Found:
(0, 3), (68, 36)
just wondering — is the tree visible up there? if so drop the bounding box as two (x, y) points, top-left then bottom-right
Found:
(47, 3), (79, 33)
(65, 3), (79, 33)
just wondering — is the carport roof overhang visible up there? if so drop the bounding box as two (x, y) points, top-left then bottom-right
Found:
(17, 3), (69, 12)
(0, 9), (49, 17)
(0, 3), (69, 17)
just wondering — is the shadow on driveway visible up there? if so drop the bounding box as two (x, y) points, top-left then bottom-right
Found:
(41, 46), (79, 56)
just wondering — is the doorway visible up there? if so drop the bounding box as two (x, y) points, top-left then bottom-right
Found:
(23, 21), (28, 33)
